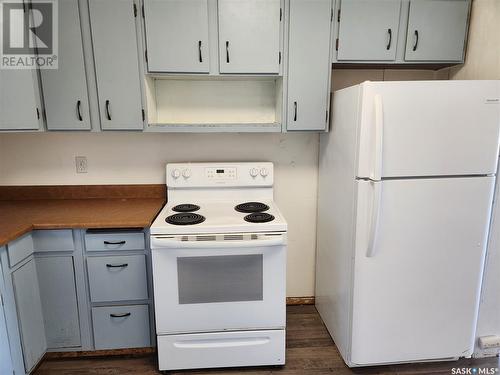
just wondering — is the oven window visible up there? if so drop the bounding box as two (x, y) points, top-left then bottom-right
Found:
(177, 254), (263, 304)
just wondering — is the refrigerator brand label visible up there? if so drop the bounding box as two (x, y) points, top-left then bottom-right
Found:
(485, 98), (499, 104)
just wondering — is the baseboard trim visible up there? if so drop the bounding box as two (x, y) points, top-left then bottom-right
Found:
(286, 296), (315, 305)
(44, 347), (156, 359)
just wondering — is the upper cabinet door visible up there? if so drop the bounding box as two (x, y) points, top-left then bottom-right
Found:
(337, 0), (401, 61)
(404, 0), (469, 62)
(144, 0), (210, 73)
(0, 70), (41, 130)
(287, 0), (332, 131)
(41, 0), (90, 130)
(89, 0), (144, 130)
(218, 0), (281, 74)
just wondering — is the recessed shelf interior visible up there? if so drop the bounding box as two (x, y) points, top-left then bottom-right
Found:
(145, 76), (283, 126)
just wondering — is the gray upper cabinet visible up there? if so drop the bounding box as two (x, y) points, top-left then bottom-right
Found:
(404, 0), (470, 62)
(0, 69), (41, 130)
(218, 0), (281, 74)
(287, 0), (332, 131)
(337, 0), (401, 61)
(12, 259), (46, 372)
(41, 0), (90, 130)
(144, 0), (210, 73)
(89, 0), (144, 130)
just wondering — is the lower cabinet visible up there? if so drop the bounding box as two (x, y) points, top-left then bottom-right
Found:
(85, 229), (153, 351)
(2, 228), (153, 374)
(12, 259), (47, 372)
(0, 255), (15, 375)
(92, 305), (151, 350)
(37, 256), (81, 349)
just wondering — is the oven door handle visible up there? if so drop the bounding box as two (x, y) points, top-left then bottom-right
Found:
(151, 235), (286, 249)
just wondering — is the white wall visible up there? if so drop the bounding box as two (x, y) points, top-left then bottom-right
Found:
(449, 0), (500, 358)
(450, 0), (500, 80)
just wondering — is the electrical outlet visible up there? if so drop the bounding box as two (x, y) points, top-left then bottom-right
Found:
(75, 156), (88, 173)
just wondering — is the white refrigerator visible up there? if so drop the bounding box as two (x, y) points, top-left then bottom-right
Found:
(315, 80), (500, 366)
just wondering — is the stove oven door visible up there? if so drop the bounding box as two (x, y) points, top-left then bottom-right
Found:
(151, 233), (286, 334)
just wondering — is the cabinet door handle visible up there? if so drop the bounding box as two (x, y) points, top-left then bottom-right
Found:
(104, 240), (126, 245)
(198, 40), (202, 63)
(110, 312), (131, 318)
(76, 100), (83, 121)
(225, 41), (230, 63)
(293, 101), (297, 121)
(106, 263), (128, 268)
(386, 28), (392, 50)
(105, 100), (112, 120)
(413, 30), (419, 51)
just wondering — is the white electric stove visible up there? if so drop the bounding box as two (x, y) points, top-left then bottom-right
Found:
(150, 162), (287, 371)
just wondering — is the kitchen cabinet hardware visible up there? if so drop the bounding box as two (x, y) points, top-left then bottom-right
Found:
(293, 102), (297, 121)
(413, 30), (419, 51)
(106, 263), (129, 268)
(198, 40), (203, 63)
(387, 29), (392, 50)
(226, 41), (230, 63)
(77, 100), (83, 121)
(105, 100), (112, 121)
(104, 240), (126, 245)
(110, 313), (131, 318)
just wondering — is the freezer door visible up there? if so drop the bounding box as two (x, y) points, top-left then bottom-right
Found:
(357, 81), (500, 179)
(351, 177), (495, 365)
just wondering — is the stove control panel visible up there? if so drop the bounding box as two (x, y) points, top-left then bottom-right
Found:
(206, 167), (237, 180)
(166, 162), (273, 187)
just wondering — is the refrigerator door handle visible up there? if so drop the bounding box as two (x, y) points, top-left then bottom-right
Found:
(366, 181), (382, 258)
(370, 94), (384, 181)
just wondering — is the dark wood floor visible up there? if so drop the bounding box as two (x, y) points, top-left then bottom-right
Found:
(35, 305), (499, 375)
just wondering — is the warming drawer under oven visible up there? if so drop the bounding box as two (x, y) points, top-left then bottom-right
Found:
(150, 232), (286, 335)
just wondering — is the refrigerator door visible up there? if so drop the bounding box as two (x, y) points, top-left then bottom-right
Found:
(351, 177), (495, 365)
(357, 81), (500, 179)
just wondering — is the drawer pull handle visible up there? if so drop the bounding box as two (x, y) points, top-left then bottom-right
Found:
(104, 240), (126, 245)
(106, 263), (128, 268)
(110, 313), (131, 318)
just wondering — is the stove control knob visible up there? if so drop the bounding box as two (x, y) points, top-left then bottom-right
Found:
(250, 168), (259, 177)
(260, 168), (268, 177)
(182, 169), (191, 178)
(171, 169), (181, 179)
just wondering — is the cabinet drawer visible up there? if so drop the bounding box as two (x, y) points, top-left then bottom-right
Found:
(157, 329), (285, 370)
(92, 305), (151, 350)
(87, 255), (148, 302)
(85, 232), (145, 252)
(7, 233), (34, 268)
(32, 230), (75, 252)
